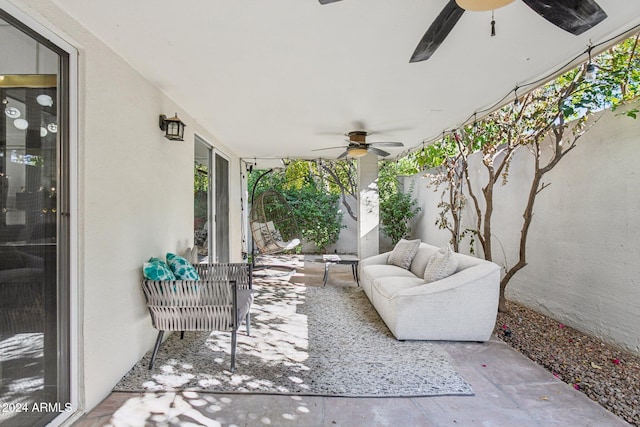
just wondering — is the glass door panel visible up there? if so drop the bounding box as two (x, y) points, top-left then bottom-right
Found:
(214, 153), (229, 263)
(194, 136), (210, 263)
(194, 137), (230, 264)
(0, 12), (69, 427)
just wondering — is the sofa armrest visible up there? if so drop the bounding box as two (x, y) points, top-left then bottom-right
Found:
(360, 251), (391, 267)
(395, 262), (500, 297)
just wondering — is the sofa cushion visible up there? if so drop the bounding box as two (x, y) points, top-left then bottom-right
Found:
(372, 276), (425, 300)
(424, 245), (458, 283)
(409, 244), (439, 277)
(387, 239), (421, 269)
(362, 264), (419, 282)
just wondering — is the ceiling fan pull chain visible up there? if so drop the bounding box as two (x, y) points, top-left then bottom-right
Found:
(491, 10), (496, 37)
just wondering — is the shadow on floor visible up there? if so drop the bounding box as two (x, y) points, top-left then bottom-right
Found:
(73, 255), (630, 427)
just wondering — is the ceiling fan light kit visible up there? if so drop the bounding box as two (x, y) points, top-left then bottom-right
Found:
(347, 147), (369, 158)
(312, 129), (405, 159)
(455, 0), (514, 12)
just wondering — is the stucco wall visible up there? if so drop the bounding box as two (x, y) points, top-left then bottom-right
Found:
(404, 104), (640, 354)
(6, 0), (244, 413)
(321, 195), (357, 254)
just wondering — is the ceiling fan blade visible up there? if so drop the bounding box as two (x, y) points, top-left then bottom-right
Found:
(337, 150), (349, 159)
(312, 145), (348, 152)
(368, 147), (391, 157)
(410, 0), (465, 63)
(318, 0), (342, 4)
(366, 126), (413, 136)
(522, 0), (607, 35)
(369, 141), (404, 147)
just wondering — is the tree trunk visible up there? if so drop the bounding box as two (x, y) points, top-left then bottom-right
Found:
(482, 184), (494, 261)
(497, 153), (544, 311)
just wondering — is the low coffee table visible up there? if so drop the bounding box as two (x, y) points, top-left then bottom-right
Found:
(321, 254), (359, 287)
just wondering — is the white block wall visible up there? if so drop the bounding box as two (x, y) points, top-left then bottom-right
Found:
(405, 103), (640, 354)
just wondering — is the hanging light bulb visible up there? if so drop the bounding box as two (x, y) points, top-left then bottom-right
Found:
(585, 63), (597, 82)
(585, 47), (597, 82)
(47, 123), (58, 133)
(40, 127), (48, 137)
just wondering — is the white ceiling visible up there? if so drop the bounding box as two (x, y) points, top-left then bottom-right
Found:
(52, 0), (640, 161)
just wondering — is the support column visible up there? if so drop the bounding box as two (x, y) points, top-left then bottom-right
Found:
(357, 153), (379, 259)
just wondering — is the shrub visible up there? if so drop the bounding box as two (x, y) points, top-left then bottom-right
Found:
(380, 183), (421, 244)
(286, 184), (344, 253)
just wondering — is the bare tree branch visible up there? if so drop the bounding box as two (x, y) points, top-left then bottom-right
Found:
(318, 160), (358, 221)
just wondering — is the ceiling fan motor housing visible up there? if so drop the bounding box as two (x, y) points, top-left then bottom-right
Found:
(347, 130), (368, 144)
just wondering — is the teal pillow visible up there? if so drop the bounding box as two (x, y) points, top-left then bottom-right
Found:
(166, 252), (200, 280)
(143, 257), (176, 280)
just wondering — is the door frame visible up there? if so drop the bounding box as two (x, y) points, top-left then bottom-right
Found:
(0, 2), (80, 426)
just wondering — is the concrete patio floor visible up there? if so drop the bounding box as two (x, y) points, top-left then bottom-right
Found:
(73, 337), (629, 426)
(72, 259), (630, 426)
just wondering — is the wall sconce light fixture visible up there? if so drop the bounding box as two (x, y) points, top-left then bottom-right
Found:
(159, 113), (186, 141)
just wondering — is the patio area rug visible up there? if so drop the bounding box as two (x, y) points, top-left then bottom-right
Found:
(114, 261), (473, 397)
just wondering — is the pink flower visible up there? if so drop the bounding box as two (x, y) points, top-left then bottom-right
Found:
(558, 323), (565, 329)
(613, 358), (621, 365)
(573, 384), (580, 390)
(553, 372), (560, 378)
(502, 324), (509, 330)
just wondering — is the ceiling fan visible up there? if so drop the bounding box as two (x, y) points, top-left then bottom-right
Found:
(313, 130), (404, 159)
(318, 0), (607, 63)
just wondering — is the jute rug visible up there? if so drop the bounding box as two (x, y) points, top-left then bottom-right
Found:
(115, 261), (473, 397)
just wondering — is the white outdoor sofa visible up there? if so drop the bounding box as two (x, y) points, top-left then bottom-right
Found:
(359, 241), (501, 341)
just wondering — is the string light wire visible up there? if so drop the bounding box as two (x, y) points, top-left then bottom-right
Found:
(398, 23), (640, 161)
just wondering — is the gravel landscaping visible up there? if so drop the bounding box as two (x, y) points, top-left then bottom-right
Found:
(495, 301), (640, 426)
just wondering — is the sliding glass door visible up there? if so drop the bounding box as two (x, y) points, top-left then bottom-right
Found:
(194, 136), (229, 263)
(0, 10), (70, 427)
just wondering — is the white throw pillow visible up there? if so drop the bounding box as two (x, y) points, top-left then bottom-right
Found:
(424, 245), (458, 283)
(387, 239), (421, 270)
